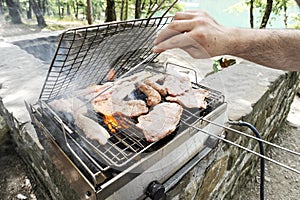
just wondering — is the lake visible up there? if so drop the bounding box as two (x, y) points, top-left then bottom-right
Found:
(180, 0), (300, 28)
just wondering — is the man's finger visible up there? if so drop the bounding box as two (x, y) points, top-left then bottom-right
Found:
(154, 32), (199, 52)
(174, 11), (198, 20)
(154, 20), (195, 45)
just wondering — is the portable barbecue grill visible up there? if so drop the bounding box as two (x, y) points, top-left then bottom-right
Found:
(24, 3), (229, 199)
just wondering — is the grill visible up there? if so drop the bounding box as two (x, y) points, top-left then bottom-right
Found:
(25, 5), (300, 200)
(25, 6), (228, 199)
(28, 63), (227, 199)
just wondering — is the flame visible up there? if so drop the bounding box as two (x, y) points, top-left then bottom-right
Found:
(104, 115), (120, 133)
(103, 114), (129, 133)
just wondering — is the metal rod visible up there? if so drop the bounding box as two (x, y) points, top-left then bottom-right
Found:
(181, 120), (300, 175)
(203, 119), (300, 157)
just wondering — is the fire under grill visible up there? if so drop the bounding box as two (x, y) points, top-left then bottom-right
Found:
(25, 2), (300, 200)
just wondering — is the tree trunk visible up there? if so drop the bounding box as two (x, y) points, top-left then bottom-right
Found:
(42, 0), (47, 15)
(283, 3), (287, 28)
(57, 0), (61, 17)
(135, 0), (142, 19)
(16, 0), (22, 15)
(260, 0), (273, 28)
(105, 0), (116, 22)
(86, 0), (92, 24)
(0, 0), (4, 15)
(124, 0), (128, 20)
(5, 0), (22, 24)
(67, 3), (70, 15)
(120, 0), (124, 20)
(27, 1), (32, 19)
(75, 0), (78, 19)
(29, 0), (47, 27)
(249, 0), (254, 28)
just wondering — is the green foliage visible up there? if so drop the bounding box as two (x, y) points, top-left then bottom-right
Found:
(289, 13), (300, 28)
(229, 0), (299, 28)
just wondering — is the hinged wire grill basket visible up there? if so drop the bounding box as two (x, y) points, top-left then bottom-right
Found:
(40, 15), (175, 101)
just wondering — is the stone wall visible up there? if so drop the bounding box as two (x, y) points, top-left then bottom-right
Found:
(166, 70), (299, 199)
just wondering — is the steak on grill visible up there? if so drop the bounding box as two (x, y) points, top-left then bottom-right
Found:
(136, 102), (183, 142)
(163, 74), (191, 96)
(166, 88), (209, 109)
(93, 98), (149, 117)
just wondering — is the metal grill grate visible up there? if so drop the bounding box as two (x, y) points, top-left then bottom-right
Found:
(40, 16), (173, 101)
(61, 82), (224, 169)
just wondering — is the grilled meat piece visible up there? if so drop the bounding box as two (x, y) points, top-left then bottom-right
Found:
(144, 79), (167, 96)
(136, 82), (161, 106)
(163, 74), (192, 96)
(136, 102), (183, 142)
(93, 98), (149, 117)
(75, 114), (110, 145)
(166, 88), (209, 109)
(49, 98), (110, 145)
(48, 97), (87, 116)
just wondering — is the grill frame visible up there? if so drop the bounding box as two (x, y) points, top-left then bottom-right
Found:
(29, 63), (226, 186)
(26, 4), (229, 198)
(27, 96), (227, 199)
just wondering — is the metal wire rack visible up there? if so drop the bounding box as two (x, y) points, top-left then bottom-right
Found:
(42, 67), (225, 169)
(40, 16), (173, 101)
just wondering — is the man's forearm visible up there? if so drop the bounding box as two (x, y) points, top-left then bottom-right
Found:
(229, 28), (300, 71)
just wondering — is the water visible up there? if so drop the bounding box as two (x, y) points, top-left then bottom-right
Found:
(180, 0), (300, 28)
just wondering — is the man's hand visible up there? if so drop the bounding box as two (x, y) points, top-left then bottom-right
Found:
(153, 10), (300, 71)
(153, 11), (232, 58)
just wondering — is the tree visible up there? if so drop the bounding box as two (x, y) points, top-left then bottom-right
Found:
(124, 0), (128, 20)
(5, 0), (22, 24)
(120, 0), (124, 20)
(260, 0), (273, 28)
(249, 0), (254, 28)
(236, 0), (295, 28)
(135, 0), (142, 19)
(105, 0), (116, 22)
(86, 0), (92, 24)
(27, 0), (32, 19)
(29, 0), (47, 27)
